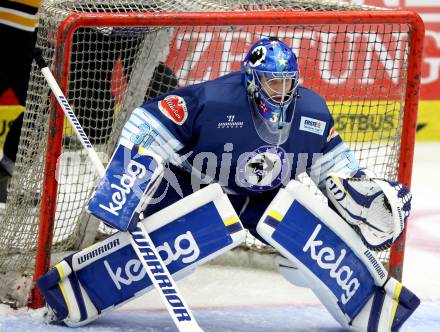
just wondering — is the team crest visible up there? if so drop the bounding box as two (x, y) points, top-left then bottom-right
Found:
(236, 146), (290, 191)
(158, 95), (188, 125)
(248, 46), (267, 67)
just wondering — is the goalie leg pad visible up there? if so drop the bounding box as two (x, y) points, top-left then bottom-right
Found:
(257, 180), (419, 331)
(275, 255), (310, 288)
(37, 260), (99, 327)
(38, 183), (246, 326)
(352, 277), (420, 332)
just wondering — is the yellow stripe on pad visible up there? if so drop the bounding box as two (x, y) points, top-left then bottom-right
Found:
(55, 263), (65, 279)
(55, 263), (71, 315)
(223, 216), (239, 226)
(390, 282), (403, 329)
(268, 210), (283, 222)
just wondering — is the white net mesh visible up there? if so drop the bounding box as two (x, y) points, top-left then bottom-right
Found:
(0, 0), (418, 305)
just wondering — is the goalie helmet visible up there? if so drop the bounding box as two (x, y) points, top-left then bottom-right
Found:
(242, 37), (299, 144)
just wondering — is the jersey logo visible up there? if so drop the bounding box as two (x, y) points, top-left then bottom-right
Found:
(217, 114), (244, 129)
(299, 116), (326, 136)
(158, 95), (188, 125)
(236, 145), (290, 191)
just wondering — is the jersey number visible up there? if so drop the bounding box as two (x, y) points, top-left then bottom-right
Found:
(269, 112), (279, 123)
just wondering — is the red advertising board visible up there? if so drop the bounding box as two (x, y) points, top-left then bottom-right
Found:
(166, 26), (410, 101)
(359, 0), (440, 99)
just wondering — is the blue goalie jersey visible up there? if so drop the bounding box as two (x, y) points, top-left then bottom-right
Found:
(120, 72), (360, 233)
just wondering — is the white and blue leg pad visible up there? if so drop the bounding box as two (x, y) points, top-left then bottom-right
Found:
(38, 184), (246, 327)
(257, 180), (420, 331)
(87, 141), (164, 231)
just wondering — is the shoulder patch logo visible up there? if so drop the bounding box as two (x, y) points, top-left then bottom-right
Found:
(299, 116), (326, 136)
(158, 95), (188, 125)
(327, 127), (339, 142)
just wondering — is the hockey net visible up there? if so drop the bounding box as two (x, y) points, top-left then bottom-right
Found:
(0, 0), (423, 307)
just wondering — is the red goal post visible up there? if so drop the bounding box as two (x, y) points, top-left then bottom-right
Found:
(0, 4), (424, 309)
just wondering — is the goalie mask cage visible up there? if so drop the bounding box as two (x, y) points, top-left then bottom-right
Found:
(0, 0), (424, 308)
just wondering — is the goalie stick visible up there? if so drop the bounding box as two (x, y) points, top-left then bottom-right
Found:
(33, 48), (203, 332)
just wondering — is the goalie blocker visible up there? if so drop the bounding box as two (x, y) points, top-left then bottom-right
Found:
(87, 140), (164, 232)
(37, 184), (245, 326)
(257, 180), (420, 332)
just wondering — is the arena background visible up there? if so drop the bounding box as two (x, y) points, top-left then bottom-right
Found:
(0, 0), (438, 153)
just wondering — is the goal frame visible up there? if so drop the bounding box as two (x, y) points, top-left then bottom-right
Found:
(31, 10), (424, 308)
